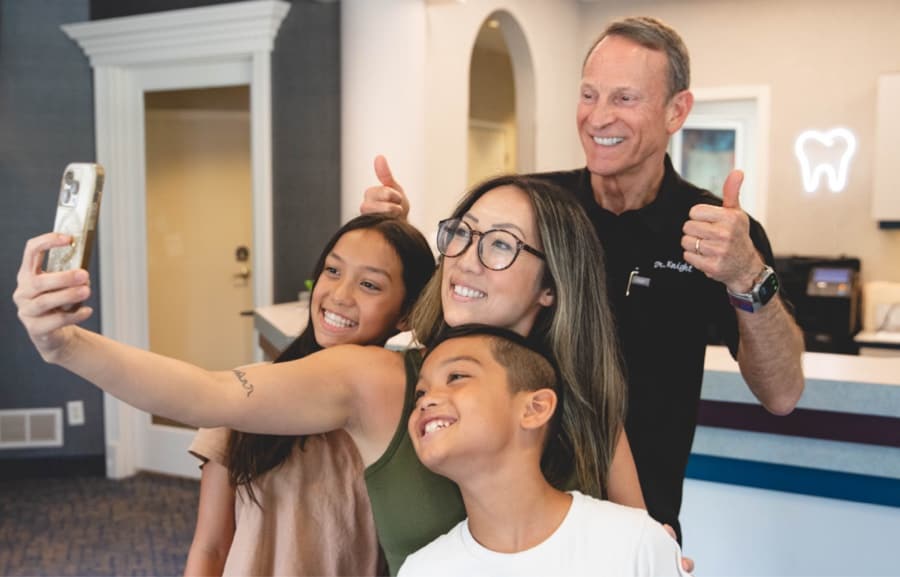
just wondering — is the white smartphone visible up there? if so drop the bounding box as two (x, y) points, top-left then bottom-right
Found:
(46, 162), (105, 274)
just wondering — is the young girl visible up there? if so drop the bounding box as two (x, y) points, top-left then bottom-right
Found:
(182, 214), (436, 576)
(15, 175), (637, 575)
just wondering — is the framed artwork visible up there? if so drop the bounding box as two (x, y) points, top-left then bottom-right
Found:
(669, 119), (743, 199)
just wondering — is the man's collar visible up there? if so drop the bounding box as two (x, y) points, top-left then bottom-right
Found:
(578, 155), (693, 238)
(637, 154), (693, 237)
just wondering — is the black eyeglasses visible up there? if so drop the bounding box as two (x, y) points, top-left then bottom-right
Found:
(436, 218), (546, 271)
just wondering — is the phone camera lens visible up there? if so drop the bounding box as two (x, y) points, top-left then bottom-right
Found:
(61, 171), (80, 205)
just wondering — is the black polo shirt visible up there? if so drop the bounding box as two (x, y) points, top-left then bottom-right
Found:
(535, 157), (777, 540)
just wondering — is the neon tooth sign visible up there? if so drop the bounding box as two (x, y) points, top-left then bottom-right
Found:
(794, 127), (857, 194)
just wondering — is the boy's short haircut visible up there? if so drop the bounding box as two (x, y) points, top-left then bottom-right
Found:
(426, 324), (560, 396)
(489, 337), (557, 395)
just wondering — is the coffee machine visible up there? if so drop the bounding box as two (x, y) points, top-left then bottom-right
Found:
(774, 256), (862, 354)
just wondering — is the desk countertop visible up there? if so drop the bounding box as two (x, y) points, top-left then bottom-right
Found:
(254, 301), (308, 353)
(705, 344), (900, 389)
(254, 301), (416, 354)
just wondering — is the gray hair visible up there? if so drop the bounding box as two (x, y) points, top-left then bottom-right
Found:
(585, 16), (690, 98)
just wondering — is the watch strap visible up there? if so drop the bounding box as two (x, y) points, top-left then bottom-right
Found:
(727, 265), (776, 313)
(727, 291), (757, 312)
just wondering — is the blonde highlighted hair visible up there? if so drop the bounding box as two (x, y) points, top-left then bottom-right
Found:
(411, 175), (626, 497)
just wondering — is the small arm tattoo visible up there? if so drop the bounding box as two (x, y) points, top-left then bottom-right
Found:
(233, 369), (254, 398)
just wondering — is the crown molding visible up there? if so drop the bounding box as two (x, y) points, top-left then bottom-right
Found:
(62, 0), (290, 66)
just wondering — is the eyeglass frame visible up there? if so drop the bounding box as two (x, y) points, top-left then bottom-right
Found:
(436, 217), (546, 271)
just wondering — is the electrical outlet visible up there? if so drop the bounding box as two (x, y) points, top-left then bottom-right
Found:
(66, 400), (85, 426)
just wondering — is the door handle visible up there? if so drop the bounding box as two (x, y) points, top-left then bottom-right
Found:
(233, 266), (251, 280)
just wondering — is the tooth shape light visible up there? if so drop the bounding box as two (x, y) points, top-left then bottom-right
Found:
(794, 128), (857, 193)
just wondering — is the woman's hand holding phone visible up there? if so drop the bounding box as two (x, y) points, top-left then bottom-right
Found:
(14, 232), (95, 363)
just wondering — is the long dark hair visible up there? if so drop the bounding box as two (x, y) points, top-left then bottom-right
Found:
(226, 213), (435, 505)
(410, 175), (626, 497)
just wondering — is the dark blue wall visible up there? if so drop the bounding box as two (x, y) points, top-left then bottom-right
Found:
(271, 1), (342, 301)
(0, 0), (104, 461)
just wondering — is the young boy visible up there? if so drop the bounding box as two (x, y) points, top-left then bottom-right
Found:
(400, 325), (691, 576)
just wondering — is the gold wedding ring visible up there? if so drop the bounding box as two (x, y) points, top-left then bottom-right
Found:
(695, 237), (702, 255)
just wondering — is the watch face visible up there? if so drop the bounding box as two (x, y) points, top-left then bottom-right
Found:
(757, 272), (779, 304)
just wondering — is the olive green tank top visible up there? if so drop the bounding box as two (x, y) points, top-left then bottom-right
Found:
(363, 349), (466, 576)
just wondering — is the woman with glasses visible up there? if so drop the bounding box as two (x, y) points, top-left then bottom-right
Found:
(14, 174), (638, 575)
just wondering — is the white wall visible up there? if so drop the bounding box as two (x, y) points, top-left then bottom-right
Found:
(682, 479), (900, 576)
(422, 0), (581, 235)
(341, 0), (427, 226)
(341, 0), (583, 237)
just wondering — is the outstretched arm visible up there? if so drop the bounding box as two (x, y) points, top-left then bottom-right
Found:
(14, 233), (406, 442)
(681, 171), (804, 415)
(184, 459), (235, 577)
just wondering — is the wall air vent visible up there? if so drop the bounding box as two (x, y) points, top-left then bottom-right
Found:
(0, 408), (64, 449)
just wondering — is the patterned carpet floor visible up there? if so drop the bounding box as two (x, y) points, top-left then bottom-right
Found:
(0, 472), (200, 576)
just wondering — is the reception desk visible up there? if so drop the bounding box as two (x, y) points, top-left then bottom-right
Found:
(692, 346), (900, 507)
(256, 301), (900, 506)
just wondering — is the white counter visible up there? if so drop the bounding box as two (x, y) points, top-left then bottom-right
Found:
(253, 300), (416, 356)
(253, 301), (309, 354)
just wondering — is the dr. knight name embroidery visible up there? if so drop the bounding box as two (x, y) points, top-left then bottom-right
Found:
(654, 260), (694, 273)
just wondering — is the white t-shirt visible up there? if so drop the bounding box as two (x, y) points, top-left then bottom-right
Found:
(398, 491), (691, 577)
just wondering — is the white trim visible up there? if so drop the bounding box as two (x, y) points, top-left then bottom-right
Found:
(61, 1), (289, 66)
(141, 424), (203, 480)
(62, 0), (289, 479)
(144, 108), (251, 122)
(874, 73), (900, 221)
(491, 10), (535, 174)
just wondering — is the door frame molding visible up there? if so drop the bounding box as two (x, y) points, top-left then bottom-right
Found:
(63, 0), (290, 479)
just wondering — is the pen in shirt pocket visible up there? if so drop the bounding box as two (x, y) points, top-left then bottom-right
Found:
(625, 267), (651, 296)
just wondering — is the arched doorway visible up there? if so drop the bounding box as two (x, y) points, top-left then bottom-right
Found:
(468, 11), (535, 186)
